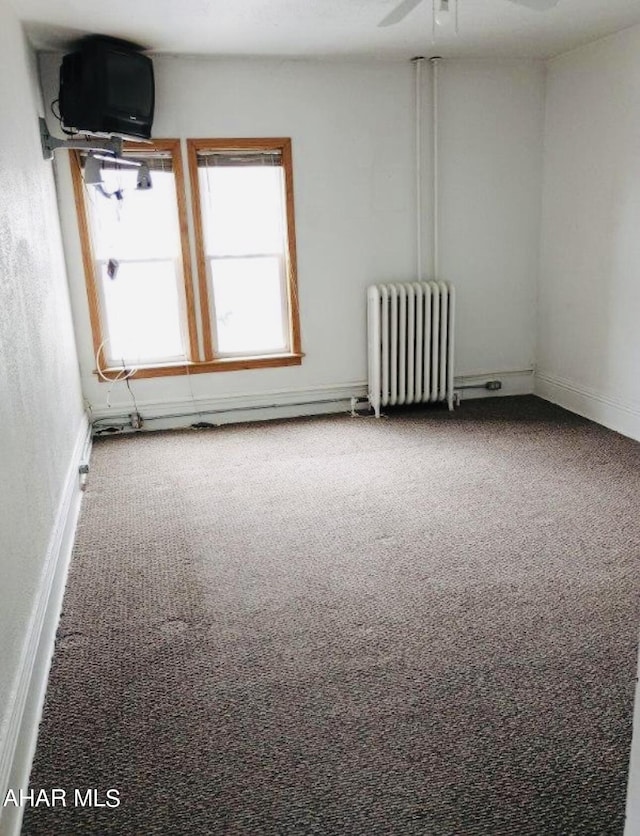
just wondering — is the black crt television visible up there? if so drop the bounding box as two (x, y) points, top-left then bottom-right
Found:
(59, 36), (155, 140)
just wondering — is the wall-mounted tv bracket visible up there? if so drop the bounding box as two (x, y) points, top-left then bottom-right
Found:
(39, 117), (123, 161)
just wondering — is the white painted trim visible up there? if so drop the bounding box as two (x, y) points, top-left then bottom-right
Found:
(92, 372), (536, 433)
(535, 371), (640, 443)
(0, 417), (90, 836)
(625, 636), (640, 836)
(454, 368), (535, 401)
(92, 382), (370, 430)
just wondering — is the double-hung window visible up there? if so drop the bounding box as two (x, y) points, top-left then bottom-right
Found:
(72, 137), (301, 380)
(188, 138), (301, 366)
(74, 140), (197, 373)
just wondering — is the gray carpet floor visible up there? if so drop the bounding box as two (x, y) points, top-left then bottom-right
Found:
(23, 396), (640, 835)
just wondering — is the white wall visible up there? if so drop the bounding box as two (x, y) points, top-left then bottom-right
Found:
(438, 60), (545, 378)
(0, 0), (85, 813)
(537, 25), (640, 441)
(39, 54), (545, 423)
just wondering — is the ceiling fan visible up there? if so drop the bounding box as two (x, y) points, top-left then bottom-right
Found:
(379, 0), (560, 28)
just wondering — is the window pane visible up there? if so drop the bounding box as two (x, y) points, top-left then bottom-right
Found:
(210, 257), (287, 355)
(100, 260), (186, 365)
(198, 166), (286, 256)
(89, 169), (180, 261)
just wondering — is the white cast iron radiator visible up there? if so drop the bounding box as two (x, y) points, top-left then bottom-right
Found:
(367, 281), (455, 418)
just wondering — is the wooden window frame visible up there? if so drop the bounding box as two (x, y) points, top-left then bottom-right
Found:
(72, 137), (303, 382)
(187, 137), (302, 365)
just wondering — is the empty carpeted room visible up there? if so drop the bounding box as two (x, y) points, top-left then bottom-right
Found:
(3, 0), (640, 834)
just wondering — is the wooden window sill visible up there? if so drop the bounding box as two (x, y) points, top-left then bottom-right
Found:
(95, 353), (304, 381)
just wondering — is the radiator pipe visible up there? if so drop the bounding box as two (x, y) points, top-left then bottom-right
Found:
(78, 420), (93, 490)
(90, 395), (368, 433)
(431, 56), (441, 282)
(412, 57), (426, 282)
(456, 380), (502, 391)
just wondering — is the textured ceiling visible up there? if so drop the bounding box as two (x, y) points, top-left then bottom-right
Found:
(15, 0), (640, 60)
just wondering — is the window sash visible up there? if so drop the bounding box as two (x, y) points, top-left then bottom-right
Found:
(187, 138), (301, 363)
(85, 169), (182, 262)
(95, 257), (189, 367)
(71, 139), (199, 370)
(196, 161), (287, 261)
(206, 254), (290, 358)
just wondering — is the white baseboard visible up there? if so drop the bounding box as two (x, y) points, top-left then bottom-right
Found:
(625, 636), (640, 836)
(91, 382), (370, 431)
(454, 369), (535, 401)
(535, 372), (640, 443)
(91, 373), (536, 433)
(0, 417), (90, 836)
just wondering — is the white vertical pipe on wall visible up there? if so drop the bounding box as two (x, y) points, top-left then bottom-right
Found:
(431, 56), (441, 281)
(413, 57), (426, 282)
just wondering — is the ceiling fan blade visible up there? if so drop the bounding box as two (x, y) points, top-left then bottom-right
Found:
(506, 0), (561, 10)
(378, 0), (424, 28)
